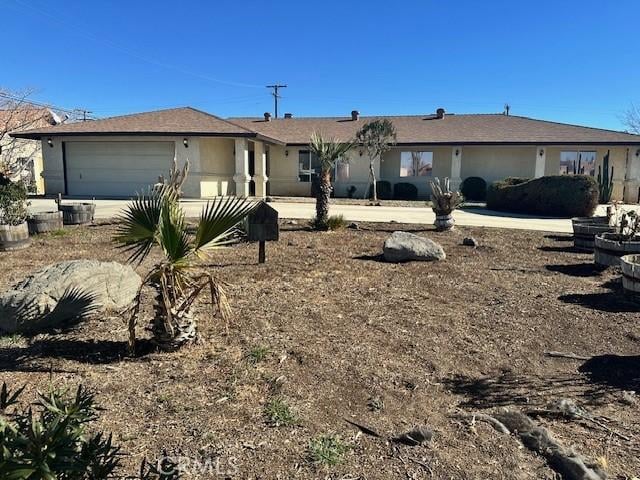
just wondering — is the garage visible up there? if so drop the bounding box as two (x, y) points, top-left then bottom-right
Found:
(64, 141), (175, 197)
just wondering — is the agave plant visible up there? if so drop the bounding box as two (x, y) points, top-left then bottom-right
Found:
(113, 185), (256, 352)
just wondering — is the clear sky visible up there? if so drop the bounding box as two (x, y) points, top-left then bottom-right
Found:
(2, 0), (638, 130)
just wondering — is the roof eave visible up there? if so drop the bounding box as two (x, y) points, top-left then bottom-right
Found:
(10, 131), (286, 142)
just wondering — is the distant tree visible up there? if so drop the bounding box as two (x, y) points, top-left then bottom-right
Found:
(0, 89), (59, 187)
(308, 132), (353, 229)
(623, 104), (640, 134)
(355, 119), (397, 202)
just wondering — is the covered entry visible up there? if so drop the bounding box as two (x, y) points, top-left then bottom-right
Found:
(64, 141), (174, 197)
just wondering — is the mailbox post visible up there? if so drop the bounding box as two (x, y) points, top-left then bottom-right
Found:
(247, 202), (279, 263)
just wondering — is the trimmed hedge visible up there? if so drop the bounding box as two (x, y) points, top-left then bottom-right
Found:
(460, 176), (487, 201)
(486, 175), (599, 217)
(368, 180), (392, 200)
(393, 182), (418, 200)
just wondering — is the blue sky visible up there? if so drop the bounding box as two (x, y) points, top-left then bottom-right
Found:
(2, 0), (638, 130)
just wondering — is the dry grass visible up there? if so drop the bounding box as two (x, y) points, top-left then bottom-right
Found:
(0, 221), (638, 478)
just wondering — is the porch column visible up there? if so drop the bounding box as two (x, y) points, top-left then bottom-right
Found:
(253, 141), (268, 198)
(534, 146), (546, 178)
(233, 138), (250, 197)
(450, 146), (462, 191)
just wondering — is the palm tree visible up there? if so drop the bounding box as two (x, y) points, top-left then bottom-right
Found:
(113, 184), (257, 352)
(308, 132), (353, 229)
(355, 119), (397, 202)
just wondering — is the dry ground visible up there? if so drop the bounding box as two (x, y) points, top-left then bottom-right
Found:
(0, 222), (638, 479)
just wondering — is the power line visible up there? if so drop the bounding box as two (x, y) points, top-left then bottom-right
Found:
(266, 84), (287, 118)
(0, 92), (96, 119)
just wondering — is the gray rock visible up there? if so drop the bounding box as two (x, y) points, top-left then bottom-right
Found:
(0, 260), (141, 334)
(347, 222), (360, 230)
(463, 237), (479, 247)
(383, 231), (445, 262)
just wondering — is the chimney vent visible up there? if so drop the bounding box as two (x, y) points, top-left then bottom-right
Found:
(351, 110), (360, 121)
(436, 108), (446, 119)
(264, 112), (272, 121)
(284, 112), (293, 119)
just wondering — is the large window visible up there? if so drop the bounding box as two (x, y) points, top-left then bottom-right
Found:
(560, 151), (596, 176)
(400, 151), (433, 177)
(298, 150), (350, 182)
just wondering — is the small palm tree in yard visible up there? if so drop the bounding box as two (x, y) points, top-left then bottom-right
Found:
(113, 185), (257, 352)
(308, 132), (353, 230)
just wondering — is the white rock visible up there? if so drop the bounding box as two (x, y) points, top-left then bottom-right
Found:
(0, 260), (141, 333)
(383, 231), (445, 262)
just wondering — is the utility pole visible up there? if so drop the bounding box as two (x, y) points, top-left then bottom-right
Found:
(266, 84), (287, 118)
(74, 109), (93, 121)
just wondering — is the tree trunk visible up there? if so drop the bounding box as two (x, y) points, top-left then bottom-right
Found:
(151, 284), (198, 351)
(315, 168), (332, 229)
(369, 160), (378, 202)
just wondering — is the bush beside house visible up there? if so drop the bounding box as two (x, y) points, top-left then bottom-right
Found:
(487, 175), (599, 217)
(393, 182), (418, 200)
(460, 176), (487, 201)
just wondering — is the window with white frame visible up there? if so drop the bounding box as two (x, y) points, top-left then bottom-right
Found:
(560, 151), (596, 176)
(400, 151), (433, 177)
(335, 158), (350, 182)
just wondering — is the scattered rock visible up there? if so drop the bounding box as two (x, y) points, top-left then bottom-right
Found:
(392, 426), (433, 446)
(265, 196), (273, 202)
(284, 219), (298, 225)
(463, 237), (479, 247)
(383, 231), (445, 262)
(0, 260), (141, 334)
(347, 222), (360, 230)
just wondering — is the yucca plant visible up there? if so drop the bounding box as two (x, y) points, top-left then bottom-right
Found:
(308, 132), (353, 230)
(113, 182), (257, 352)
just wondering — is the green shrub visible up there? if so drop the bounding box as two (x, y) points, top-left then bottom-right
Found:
(308, 435), (349, 466)
(264, 397), (298, 427)
(393, 182), (418, 200)
(486, 175), (599, 217)
(310, 214), (346, 231)
(367, 180), (392, 200)
(0, 383), (122, 479)
(0, 174), (28, 225)
(460, 176), (488, 201)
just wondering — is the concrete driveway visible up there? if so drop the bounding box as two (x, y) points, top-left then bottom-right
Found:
(28, 197), (593, 233)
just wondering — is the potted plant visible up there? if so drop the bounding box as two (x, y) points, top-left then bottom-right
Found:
(429, 177), (463, 231)
(594, 210), (640, 267)
(0, 174), (30, 251)
(572, 205), (615, 252)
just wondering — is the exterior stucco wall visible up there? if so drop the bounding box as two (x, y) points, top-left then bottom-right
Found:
(380, 146), (452, 198)
(0, 136), (45, 193)
(460, 146), (537, 184)
(199, 137), (235, 196)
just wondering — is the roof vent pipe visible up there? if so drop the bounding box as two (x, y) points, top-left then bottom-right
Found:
(351, 110), (360, 121)
(284, 112), (293, 119)
(264, 112), (272, 121)
(436, 108), (445, 119)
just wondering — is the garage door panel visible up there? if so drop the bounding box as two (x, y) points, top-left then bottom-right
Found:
(65, 141), (175, 197)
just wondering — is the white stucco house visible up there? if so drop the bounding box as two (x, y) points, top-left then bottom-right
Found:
(12, 106), (640, 202)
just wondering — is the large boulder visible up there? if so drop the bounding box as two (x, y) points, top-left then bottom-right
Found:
(0, 260), (141, 334)
(383, 231), (445, 262)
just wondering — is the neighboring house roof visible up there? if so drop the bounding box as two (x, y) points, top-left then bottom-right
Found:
(11, 107), (285, 144)
(230, 113), (640, 145)
(12, 106), (640, 146)
(1, 107), (60, 136)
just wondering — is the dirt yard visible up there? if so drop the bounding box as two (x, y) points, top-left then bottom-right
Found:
(0, 221), (638, 479)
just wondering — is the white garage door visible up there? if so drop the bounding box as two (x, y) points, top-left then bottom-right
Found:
(65, 141), (175, 197)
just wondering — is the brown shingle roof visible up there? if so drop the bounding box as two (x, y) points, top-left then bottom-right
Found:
(11, 107), (284, 144)
(230, 113), (640, 145)
(1, 107), (59, 134)
(13, 106), (640, 146)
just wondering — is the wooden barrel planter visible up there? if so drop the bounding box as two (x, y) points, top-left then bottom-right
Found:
(594, 233), (640, 267)
(58, 203), (95, 225)
(27, 211), (63, 234)
(434, 213), (455, 231)
(0, 222), (31, 251)
(571, 216), (614, 252)
(620, 254), (640, 297)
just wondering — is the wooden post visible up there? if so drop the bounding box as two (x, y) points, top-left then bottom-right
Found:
(258, 240), (266, 263)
